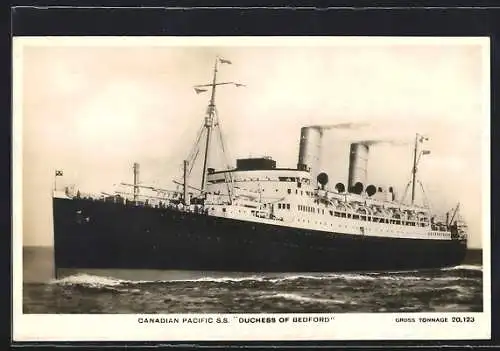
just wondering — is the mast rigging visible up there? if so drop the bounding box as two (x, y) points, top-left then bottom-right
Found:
(409, 133), (429, 205)
(182, 56), (246, 204)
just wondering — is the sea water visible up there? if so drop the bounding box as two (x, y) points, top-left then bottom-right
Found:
(22, 247), (483, 313)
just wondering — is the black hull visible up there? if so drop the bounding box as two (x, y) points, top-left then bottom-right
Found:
(53, 198), (467, 274)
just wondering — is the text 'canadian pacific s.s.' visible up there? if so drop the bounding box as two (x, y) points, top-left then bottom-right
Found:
(137, 316), (334, 324)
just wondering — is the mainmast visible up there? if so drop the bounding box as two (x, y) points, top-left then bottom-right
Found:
(184, 56), (246, 201)
(200, 58), (219, 192)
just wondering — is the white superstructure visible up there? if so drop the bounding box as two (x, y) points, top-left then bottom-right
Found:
(198, 157), (461, 242)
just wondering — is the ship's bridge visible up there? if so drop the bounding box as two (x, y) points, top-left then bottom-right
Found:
(206, 157), (312, 198)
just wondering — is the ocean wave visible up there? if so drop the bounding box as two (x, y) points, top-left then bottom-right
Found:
(48, 272), (413, 287)
(438, 285), (471, 294)
(333, 274), (376, 281)
(270, 273), (469, 283)
(372, 275), (469, 282)
(433, 276), (470, 282)
(48, 266), (479, 288)
(267, 273), (376, 283)
(50, 273), (268, 286)
(172, 276), (266, 283)
(432, 303), (471, 312)
(50, 274), (127, 288)
(157, 273), (376, 283)
(442, 265), (482, 272)
(366, 269), (421, 275)
(407, 285), (473, 297)
(128, 275), (268, 284)
(261, 293), (351, 305)
(132, 273), (375, 284)
(160, 272), (464, 284)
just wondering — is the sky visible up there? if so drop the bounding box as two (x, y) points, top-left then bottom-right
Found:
(14, 37), (489, 248)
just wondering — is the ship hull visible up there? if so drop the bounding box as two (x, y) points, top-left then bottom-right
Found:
(53, 197), (467, 277)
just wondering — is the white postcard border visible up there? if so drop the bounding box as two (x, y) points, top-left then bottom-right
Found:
(12, 36), (491, 342)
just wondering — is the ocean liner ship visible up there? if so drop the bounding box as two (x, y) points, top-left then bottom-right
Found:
(52, 57), (468, 277)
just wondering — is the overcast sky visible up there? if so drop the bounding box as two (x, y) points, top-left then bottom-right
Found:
(15, 37), (488, 248)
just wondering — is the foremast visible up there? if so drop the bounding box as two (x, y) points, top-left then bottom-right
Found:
(200, 58), (219, 193)
(182, 56), (246, 206)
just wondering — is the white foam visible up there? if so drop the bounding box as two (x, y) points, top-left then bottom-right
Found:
(155, 275), (266, 283)
(433, 276), (468, 282)
(330, 273), (376, 281)
(442, 264), (482, 271)
(441, 285), (471, 294)
(51, 274), (127, 287)
(153, 271), (472, 283)
(135, 273), (369, 283)
(51, 272), (377, 286)
(375, 276), (463, 282)
(49, 267), (479, 287)
(267, 274), (337, 283)
(262, 293), (349, 305)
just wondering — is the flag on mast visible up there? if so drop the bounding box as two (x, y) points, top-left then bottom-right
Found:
(55, 170), (63, 176)
(194, 87), (208, 94)
(422, 150), (431, 155)
(219, 57), (232, 65)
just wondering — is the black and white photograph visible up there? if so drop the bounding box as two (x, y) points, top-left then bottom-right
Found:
(13, 36), (490, 341)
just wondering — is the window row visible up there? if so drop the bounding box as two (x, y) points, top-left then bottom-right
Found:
(294, 207), (428, 228)
(287, 189), (316, 196)
(295, 219), (427, 235)
(298, 205), (324, 214)
(210, 177), (312, 183)
(430, 232), (448, 237)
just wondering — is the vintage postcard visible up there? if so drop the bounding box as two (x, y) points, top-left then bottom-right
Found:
(13, 36), (491, 341)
